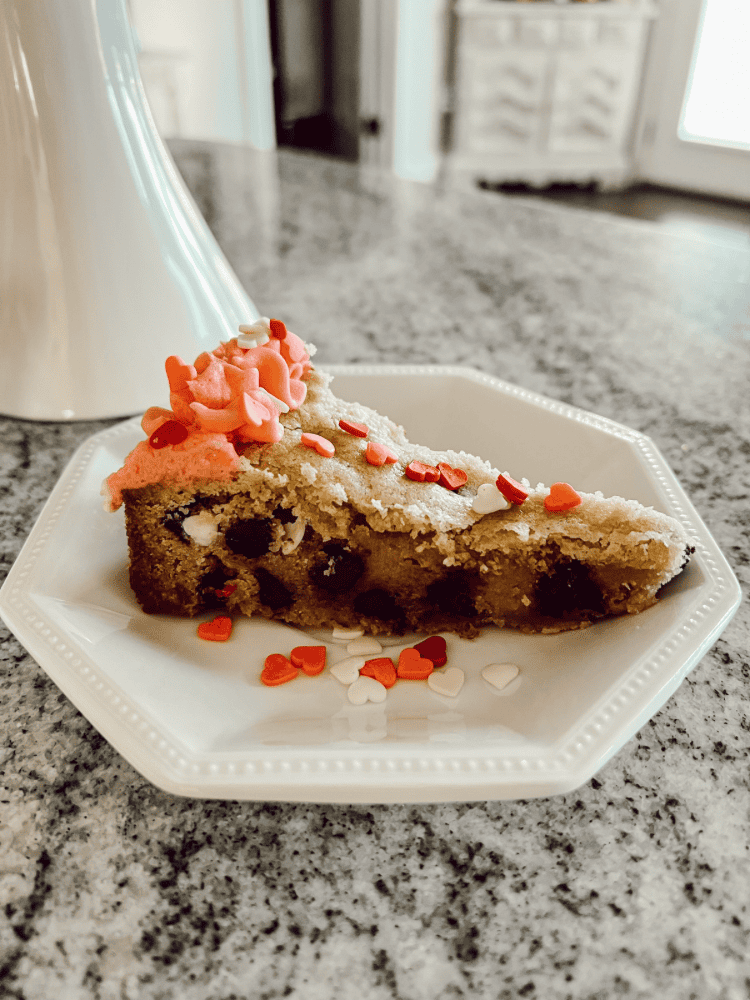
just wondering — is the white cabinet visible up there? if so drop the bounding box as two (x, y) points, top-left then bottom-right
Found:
(448, 0), (657, 188)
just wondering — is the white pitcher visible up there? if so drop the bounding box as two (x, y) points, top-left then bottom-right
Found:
(0, 0), (260, 419)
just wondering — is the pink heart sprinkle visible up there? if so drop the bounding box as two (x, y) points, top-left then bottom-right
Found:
(301, 432), (335, 458)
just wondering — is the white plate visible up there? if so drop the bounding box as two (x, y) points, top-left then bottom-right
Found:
(0, 366), (740, 802)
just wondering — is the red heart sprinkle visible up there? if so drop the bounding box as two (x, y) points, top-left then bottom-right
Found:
(290, 645), (327, 676)
(544, 482), (582, 513)
(437, 463), (468, 491)
(413, 635), (447, 668)
(269, 318), (287, 340)
(339, 418), (369, 438)
(365, 441), (399, 466)
(197, 616), (232, 642)
(397, 647), (434, 680)
(261, 653), (299, 686)
(495, 473), (529, 505)
(215, 583), (237, 599)
(149, 420), (189, 450)
(405, 461), (440, 483)
(360, 656), (398, 688)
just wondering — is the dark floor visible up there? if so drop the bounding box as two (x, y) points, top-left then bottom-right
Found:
(481, 181), (750, 249)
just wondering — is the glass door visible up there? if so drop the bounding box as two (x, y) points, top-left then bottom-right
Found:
(636, 0), (750, 200)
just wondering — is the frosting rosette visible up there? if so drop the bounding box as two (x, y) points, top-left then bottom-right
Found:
(214, 327), (313, 389)
(102, 322), (314, 510)
(157, 329), (311, 444)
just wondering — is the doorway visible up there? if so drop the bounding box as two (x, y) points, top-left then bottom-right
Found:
(636, 0), (750, 201)
(267, 0), (360, 160)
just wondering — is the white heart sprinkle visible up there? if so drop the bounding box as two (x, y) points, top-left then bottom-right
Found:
(427, 666), (465, 698)
(237, 333), (269, 348)
(331, 626), (364, 641)
(482, 662), (520, 692)
(347, 636), (383, 656)
(330, 656), (366, 685)
(256, 386), (290, 413)
(239, 318), (270, 334)
(472, 483), (511, 515)
(237, 318), (271, 348)
(347, 675), (387, 705)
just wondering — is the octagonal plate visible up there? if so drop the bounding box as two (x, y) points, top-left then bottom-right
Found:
(0, 366), (740, 802)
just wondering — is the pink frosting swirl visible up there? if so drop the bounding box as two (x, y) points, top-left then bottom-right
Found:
(103, 327), (313, 510)
(161, 332), (311, 442)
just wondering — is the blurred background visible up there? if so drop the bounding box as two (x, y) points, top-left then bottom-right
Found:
(128, 0), (750, 239)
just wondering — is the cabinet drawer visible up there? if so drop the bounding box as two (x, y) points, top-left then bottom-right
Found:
(455, 48), (548, 152)
(457, 48), (548, 107)
(548, 49), (640, 152)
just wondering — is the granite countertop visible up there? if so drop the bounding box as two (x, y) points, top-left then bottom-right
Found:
(1, 142), (749, 999)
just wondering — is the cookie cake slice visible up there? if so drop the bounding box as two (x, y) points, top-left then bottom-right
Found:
(103, 319), (693, 637)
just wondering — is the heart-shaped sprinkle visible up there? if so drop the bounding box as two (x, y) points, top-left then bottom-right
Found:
(495, 472), (529, 506)
(237, 318), (271, 348)
(481, 662), (519, 692)
(544, 482), (582, 513)
(256, 386), (290, 413)
(142, 406), (175, 436)
(472, 483), (511, 514)
(331, 626), (364, 641)
(427, 666), (465, 698)
(347, 675), (387, 705)
(330, 656), (366, 684)
(149, 420), (189, 450)
(437, 463), (468, 491)
(360, 656), (397, 688)
(197, 616), (232, 642)
(405, 461), (440, 483)
(261, 653), (299, 686)
(269, 318), (288, 340)
(300, 432), (335, 458)
(347, 636), (383, 656)
(339, 418), (368, 438)
(365, 441), (399, 466)
(215, 583), (237, 599)
(413, 635), (447, 668)
(290, 645), (327, 676)
(397, 647), (434, 680)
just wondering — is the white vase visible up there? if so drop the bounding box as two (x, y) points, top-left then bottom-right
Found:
(0, 0), (259, 420)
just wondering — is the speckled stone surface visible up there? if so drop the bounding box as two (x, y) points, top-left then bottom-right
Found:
(1, 142), (749, 1000)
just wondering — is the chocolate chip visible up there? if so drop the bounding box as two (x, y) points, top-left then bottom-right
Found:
(353, 588), (404, 623)
(308, 543), (365, 593)
(426, 572), (477, 618)
(225, 518), (274, 559)
(199, 562), (231, 609)
(162, 502), (197, 541)
(254, 568), (294, 609)
(201, 566), (228, 591)
(535, 561), (604, 618)
(657, 544), (696, 599)
(679, 544), (695, 571)
(273, 505), (297, 525)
